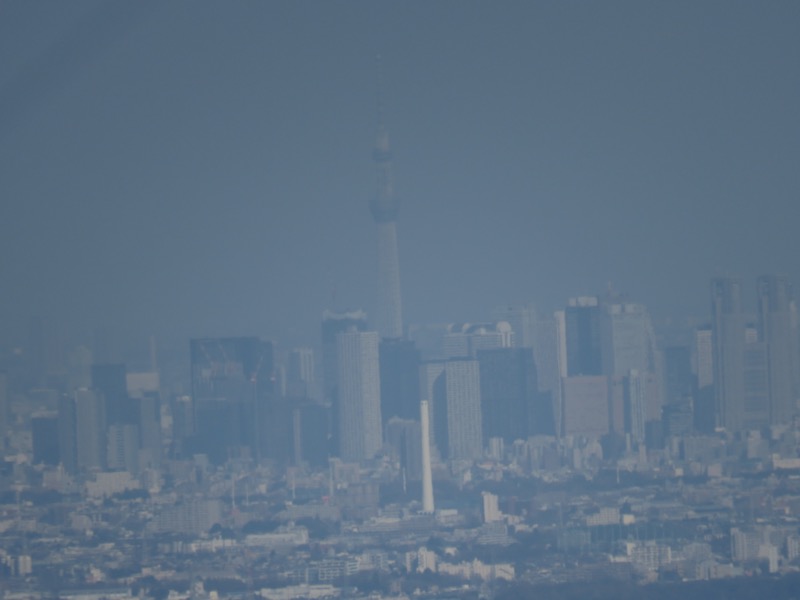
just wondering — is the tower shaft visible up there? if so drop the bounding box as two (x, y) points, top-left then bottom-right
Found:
(376, 220), (403, 338)
(370, 63), (403, 339)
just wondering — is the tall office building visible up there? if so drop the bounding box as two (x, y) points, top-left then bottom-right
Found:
(107, 424), (139, 473)
(74, 388), (106, 471)
(562, 375), (609, 438)
(322, 310), (368, 454)
(189, 337), (274, 463)
(663, 346), (694, 404)
(322, 310), (368, 400)
(758, 275), (797, 425)
(564, 297), (603, 376)
(478, 347), (545, 443)
(600, 302), (656, 378)
(531, 313), (563, 401)
(336, 330), (383, 462)
(711, 277), (747, 431)
(32, 412), (59, 466)
(380, 338), (421, 424)
(598, 301), (662, 439)
(550, 311), (569, 436)
(742, 341), (770, 429)
(443, 359), (483, 461)
(138, 392), (162, 469)
(623, 370), (647, 445)
(426, 359), (483, 461)
(286, 348), (316, 400)
(694, 326), (714, 390)
(370, 85), (403, 339)
(92, 364), (132, 427)
(693, 325), (715, 432)
(58, 394), (77, 473)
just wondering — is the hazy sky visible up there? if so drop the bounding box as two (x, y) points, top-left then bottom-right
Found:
(1, 1), (799, 350)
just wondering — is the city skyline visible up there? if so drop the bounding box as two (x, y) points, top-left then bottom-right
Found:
(5, 3), (800, 597)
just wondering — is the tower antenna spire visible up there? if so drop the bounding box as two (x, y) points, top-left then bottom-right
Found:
(375, 54), (385, 133)
(374, 54), (389, 156)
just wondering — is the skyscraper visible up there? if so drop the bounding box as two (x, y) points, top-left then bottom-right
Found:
(322, 309), (368, 455)
(711, 277), (746, 431)
(564, 297), (603, 377)
(443, 359), (483, 461)
(477, 347), (545, 443)
(758, 275), (797, 425)
(91, 363), (132, 427)
(322, 310), (368, 402)
(336, 330), (383, 462)
(693, 325), (716, 432)
(379, 338), (421, 425)
(58, 393), (78, 474)
(694, 326), (714, 390)
(600, 302), (656, 378)
(287, 347), (316, 400)
(370, 84), (403, 339)
(663, 346), (694, 404)
(562, 375), (609, 438)
(75, 388), (106, 471)
(31, 412), (59, 466)
(189, 337), (274, 463)
(623, 370), (647, 445)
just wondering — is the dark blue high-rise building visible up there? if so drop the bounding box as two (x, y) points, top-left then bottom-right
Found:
(379, 338), (420, 425)
(91, 363), (132, 426)
(478, 347), (549, 443)
(189, 337), (274, 463)
(564, 297), (603, 377)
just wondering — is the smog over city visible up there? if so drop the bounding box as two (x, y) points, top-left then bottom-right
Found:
(1, 2), (800, 599)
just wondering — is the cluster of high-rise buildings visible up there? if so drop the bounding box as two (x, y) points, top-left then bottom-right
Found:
(4, 86), (800, 600)
(1, 100), (800, 484)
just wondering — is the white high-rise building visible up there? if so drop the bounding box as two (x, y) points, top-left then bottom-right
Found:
(712, 277), (747, 431)
(420, 400), (435, 513)
(445, 359), (483, 461)
(482, 491), (502, 523)
(337, 330), (382, 462)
